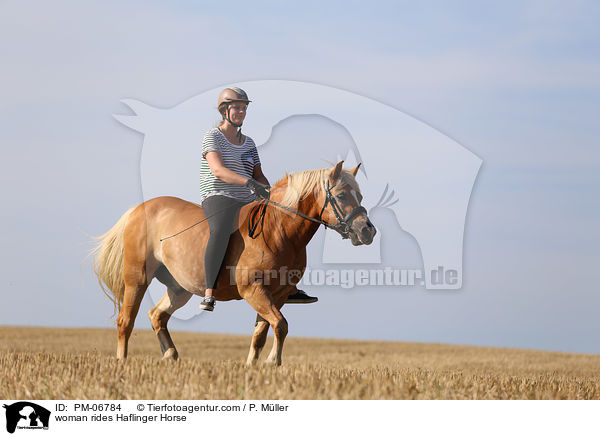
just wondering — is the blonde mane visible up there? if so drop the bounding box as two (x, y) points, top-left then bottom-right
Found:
(276, 166), (360, 208)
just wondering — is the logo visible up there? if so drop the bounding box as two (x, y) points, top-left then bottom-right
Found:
(3, 402), (50, 433)
(114, 80), (482, 318)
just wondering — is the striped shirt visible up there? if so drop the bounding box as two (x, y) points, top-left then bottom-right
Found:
(199, 127), (261, 203)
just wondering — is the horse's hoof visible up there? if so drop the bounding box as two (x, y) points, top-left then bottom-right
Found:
(162, 348), (179, 361)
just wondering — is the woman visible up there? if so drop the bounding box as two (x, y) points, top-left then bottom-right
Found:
(199, 87), (317, 311)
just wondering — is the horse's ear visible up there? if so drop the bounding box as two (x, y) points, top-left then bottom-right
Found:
(330, 161), (344, 184)
(350, 163), (361, 177)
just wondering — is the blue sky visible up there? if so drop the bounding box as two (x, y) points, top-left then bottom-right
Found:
(0, 1), (598, 353)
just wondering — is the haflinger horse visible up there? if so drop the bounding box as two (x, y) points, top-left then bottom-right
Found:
(91, 161), (376, 365)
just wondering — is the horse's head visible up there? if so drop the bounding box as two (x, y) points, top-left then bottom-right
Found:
(322, 161), (376, 246)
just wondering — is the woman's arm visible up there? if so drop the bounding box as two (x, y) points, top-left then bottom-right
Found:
(205, 151), (249, 186)
(253, 164), (270, 186)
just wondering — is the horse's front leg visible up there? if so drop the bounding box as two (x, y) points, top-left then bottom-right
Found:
(246, 314), (269, 366)
(264, 288), (294, 365)
(264, 312), (287, 366)
(243, 286), (288, 366)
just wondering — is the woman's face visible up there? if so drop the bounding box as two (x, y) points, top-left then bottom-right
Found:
(227, 102), (248, 125)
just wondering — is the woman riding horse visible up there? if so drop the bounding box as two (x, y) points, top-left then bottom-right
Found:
(198, 87), (317, 311)
(92, 88), (377, 364)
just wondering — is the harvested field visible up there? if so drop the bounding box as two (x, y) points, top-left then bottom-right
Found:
(1, 326), (599, 400)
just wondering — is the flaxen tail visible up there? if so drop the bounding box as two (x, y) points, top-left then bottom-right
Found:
(90, 207), (136, 317)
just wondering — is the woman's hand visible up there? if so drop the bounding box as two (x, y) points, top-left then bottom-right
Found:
(246, 179), (270, 200)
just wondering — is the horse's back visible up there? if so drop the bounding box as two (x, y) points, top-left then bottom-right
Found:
(140, 195), (203, 215)
(123, 196), (205, 257)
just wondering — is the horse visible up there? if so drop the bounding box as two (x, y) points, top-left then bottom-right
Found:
(91, 161), (376, 365)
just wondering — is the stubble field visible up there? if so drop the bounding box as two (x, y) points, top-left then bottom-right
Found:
(1, 326), (599, 400)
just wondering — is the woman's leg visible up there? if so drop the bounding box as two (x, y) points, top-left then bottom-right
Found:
(201, 195), (243, 310)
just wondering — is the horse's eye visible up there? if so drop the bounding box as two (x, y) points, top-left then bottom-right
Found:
(336, 192), (347, 200)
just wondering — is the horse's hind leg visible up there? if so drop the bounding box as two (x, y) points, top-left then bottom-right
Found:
(246, 314), (269, 366)
(117, 279), (148, 359)
(148, 287), (192, 361)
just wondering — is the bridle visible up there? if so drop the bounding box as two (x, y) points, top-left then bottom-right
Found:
(248, 179), (367, 240)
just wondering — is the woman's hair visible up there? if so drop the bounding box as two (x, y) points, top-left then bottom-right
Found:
(217, 104), (227, 123)
(213, 105), (227, 128)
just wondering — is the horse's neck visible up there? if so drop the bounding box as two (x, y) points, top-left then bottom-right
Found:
(269, 189), (322, 248)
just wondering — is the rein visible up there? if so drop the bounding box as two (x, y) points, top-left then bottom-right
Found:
(159, 201), (243, 242)
(248, 180), (366, 240)
(160, 180), (366, 242)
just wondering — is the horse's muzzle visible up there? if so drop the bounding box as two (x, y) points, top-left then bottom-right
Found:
(350, 216), (376, 246)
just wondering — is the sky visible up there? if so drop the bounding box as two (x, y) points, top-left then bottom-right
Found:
(0, 0), (599, 354)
